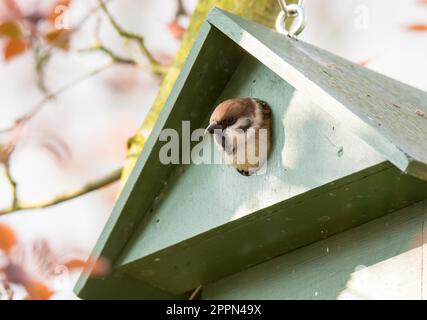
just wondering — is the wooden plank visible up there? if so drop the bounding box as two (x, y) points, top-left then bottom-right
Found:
(118, 163), (427, 294)
(207, 9), (427, 181)
(203, 200), (427, 300)
(77, 270), (186, 300)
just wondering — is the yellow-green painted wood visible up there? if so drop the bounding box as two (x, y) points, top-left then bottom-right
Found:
(203, 200), (427, 300)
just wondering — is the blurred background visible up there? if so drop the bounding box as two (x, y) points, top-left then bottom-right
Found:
(0, 0), (426, 300)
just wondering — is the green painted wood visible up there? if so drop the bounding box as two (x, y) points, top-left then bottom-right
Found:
(203, 200), (427, 300)
(118, 163), (427, 294)
(77, 270), (186, 300)
(117, 54), (384, 266)
(207, 9), (427, 181)
(75, 22), (245, 299)
(76, 9), (427, 299)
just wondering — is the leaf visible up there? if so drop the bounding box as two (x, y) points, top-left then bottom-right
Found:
(0, 21), (22, 39)
(0, 223), (17, 255)
(3, 0), (22, 18)
(3, 37), (28, 61)
(168, 20), (186, 40)
(407, 24), (427, 32)
(24, 281), (53, 300)
(63, 256), (111, 277)
(44, 29), (71, 50)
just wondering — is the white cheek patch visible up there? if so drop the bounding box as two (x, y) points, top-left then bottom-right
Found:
(251, 99), (265, 128)
(229, 117), (251, 130)
(212, 104), (269, 175)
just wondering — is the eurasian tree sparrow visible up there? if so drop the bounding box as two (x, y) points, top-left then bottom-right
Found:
(205, 98), (272, 176)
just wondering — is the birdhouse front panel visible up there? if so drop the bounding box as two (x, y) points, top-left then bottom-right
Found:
(115, 53), (392, 292)
(75, 9), (427, 300)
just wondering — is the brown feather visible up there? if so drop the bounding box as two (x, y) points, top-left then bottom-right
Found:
(210, 98), (256, 124)
(209, 98), (272, 176)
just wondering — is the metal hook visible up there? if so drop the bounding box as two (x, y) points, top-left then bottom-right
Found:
(276, 0), (307, 39)
(278, 0), (305, 12)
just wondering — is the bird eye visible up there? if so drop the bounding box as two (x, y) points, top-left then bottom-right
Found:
(227, 117), (236, 125)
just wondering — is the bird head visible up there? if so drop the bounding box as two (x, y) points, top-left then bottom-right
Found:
(205, 98), (257, 135)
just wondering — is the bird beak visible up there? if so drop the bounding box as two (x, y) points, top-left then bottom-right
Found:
(205, 123), (222, 135)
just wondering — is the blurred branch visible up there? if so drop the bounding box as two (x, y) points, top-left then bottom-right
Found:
(34, 0), (114, 94)
(0, 0), (167, 135)
(0, 0), (161, 218)
(34, 47), (52, 95)
(79, 45), (167, 75)
(176, 0), (187, 19)
(122, 0), (279, 182)
(41, 0), (114, 57)
(0, 280), (14, 300)
(80, 45), (137, 65)
(3, 161), (18, 211)
(0, 168), (122, 216)
(0, 64), (112, 135)
(97, 0), (166, 76)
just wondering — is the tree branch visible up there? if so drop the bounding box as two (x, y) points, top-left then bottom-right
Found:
(97, 0), (166, 76)
(176, 0), (187, 19)
(122, 0), (279, 182)
(80, 45), (137, 65)
(3, 161), (18, 210)
(0, 168), (122, 216)
(0, 280), (14, 300)
(0, 64), (112, 135)
(79, 44), (167, 76)
(31, 0), (114, 95)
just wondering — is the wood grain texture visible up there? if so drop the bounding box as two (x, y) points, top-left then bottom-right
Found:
(203, 200), (427, 300)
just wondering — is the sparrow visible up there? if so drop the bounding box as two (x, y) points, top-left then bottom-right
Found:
(205, 98), (272, 176)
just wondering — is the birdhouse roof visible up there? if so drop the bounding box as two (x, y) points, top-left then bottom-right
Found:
(75, 8), (427, 300)
(209, 8), (427, 181)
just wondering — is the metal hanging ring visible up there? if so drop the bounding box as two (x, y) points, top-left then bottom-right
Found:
(275, 3), (307, 39)
(278, 0), (304, 15)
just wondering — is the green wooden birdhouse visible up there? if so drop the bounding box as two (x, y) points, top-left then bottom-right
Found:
(75, 8), (427, 300)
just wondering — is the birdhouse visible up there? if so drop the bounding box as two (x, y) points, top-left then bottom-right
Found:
(75, 8), (427, 300)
